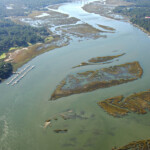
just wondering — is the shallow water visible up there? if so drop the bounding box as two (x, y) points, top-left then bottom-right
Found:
(0, 1), (150, 150)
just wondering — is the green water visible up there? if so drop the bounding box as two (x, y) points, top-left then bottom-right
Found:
(1, 1), (150, 150)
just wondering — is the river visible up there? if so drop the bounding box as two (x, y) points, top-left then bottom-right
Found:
(0, 0), (150, 150)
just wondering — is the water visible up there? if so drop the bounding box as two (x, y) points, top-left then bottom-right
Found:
(0, 1), (150, 150)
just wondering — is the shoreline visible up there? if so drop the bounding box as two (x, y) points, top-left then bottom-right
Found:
(4, 35), (70, 72)
(2, 0), (150, 82)
(83, 0), (150, 36)
(2, 2), (110, 74)
(82, 0), (130, 21)
(129, 21), (150, 36)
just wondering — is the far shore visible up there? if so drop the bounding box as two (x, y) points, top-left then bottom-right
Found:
(83, 0), (150, 36)
(3, 4), (110, 72)
(2, 0), (150, 76)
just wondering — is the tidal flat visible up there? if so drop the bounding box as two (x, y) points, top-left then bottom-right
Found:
(98, 24), (115, 31)
(43, 109), (90, 133)
(17, 10), (80, 27)
(51, 61), (143, 100)
(7, 7), (111, 71)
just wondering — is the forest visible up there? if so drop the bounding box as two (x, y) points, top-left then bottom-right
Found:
(125, 0), (150, 7)
(0, 0), (70, 18)
(0, 61), (13, 81)
(0, 19), (50, 55)
(0, 0), (62, 80)
(114, 0), (150, 32)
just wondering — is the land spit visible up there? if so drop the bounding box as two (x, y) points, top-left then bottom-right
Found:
(72, 53), (125, 68)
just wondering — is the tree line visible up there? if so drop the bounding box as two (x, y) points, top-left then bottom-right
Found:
(114, 0), (150, 33)
(0, 0), (69, 81)
(0, 19), (50, 55)
(0, 19), (50, 80)
(0, 0), (71, 19)
(0, 61), (13, 81)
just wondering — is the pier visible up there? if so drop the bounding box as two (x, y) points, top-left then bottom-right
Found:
(6, 65), (35, 86)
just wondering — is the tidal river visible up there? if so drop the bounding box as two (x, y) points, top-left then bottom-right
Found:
(0, 0), (150, 150)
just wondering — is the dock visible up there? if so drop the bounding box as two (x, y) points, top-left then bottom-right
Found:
(6, 65), (35, 86)
(6, 65), (31, 85)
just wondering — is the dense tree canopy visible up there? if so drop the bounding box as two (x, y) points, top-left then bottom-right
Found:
(0, 0), (69, 81)
(114, 0), (150, 33)
(0, 19), (50, 55)
(125, 0), (150, 7)
(0, 0), (71, 18)
(0, 62), (13, 80)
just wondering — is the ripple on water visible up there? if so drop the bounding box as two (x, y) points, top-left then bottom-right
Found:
(0, 116), (9, 143)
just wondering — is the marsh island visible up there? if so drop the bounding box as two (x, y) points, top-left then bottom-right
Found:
(98, 90), (150, 117)
(73, 53), (125, 68)
(112, 138), (150, 150)
(51, 61), (143, 100)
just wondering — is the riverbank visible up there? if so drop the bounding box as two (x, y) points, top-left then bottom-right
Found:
(2, 4), (112, 73)
(51, 61), (143, 100)
(83, 0), (150, 36)
(130, 21), (150, 36)
(82, 0), (131, 20)
(1, 0), (149, 78)
(4, 35), (69, 71)
(1, 0), (150, 149)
